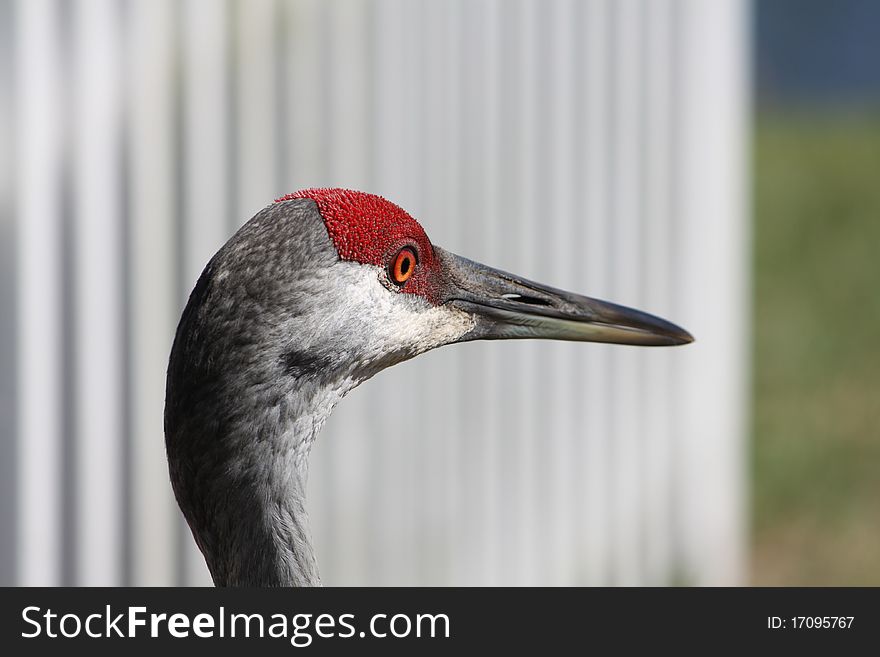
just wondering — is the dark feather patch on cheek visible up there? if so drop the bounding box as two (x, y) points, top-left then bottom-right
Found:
(280, 348), (332, 379)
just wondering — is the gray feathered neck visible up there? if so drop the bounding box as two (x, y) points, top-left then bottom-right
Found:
(165, 200), (347, 586)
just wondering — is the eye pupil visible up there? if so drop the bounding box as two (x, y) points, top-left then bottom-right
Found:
(400, 258), (410, 274)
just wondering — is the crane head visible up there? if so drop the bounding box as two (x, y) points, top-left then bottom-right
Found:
(172, 188), (692, 406)
(272, 188), (692, 372)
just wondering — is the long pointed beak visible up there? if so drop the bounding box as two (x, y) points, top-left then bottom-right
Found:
(437, 248), (694, 346)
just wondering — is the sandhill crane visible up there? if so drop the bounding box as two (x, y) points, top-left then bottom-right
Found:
(164, 188), (693, 586)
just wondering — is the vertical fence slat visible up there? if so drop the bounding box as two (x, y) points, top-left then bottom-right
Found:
(580, 0), (612, 586)
(676, 0), (749, 585)
(72, 0), (124, 585)
(179, 0), (233, 587)
(511, 0), (541, 586)
(357, 0), (407, 585)
(609, 0), (644, 585)
(0, 0), (16, 587)
(418, 0), (451, 585)
(642, 0), (674, 585)
(492, 0), (519, 585)
(235, 0), (278, 221)
(283, 0), (333, 582)
(284, 0), (325, 187)
(14, 0), (64, 586)
(439, 0), (466, 585)
(320, 0), (372, 585)
(182, 0), (230, 284)
(128, 0), (179, 586)
(399, 0), (426, 585)
(547, 0), (578, 586)
(456, 0), (493, 585)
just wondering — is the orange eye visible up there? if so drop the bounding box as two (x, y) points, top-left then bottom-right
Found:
(391, 248), (417, 286)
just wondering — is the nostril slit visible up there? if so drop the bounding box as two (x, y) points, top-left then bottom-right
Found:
(501, 293), (552, 307)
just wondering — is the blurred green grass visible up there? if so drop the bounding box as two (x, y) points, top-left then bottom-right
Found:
(753, 113), (880, 585)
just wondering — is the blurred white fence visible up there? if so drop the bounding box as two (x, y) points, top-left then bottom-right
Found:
(0, 0), (749, 586)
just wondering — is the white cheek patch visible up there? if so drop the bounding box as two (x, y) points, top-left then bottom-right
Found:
(317, 262), (475, 366)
